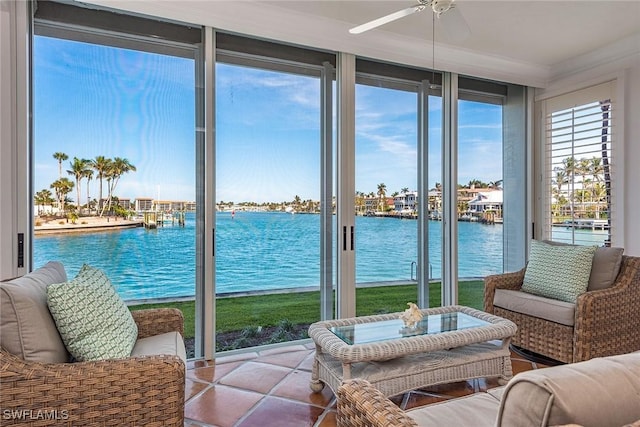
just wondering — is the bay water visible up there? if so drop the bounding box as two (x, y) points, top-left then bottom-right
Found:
(33, 211), (606, 301)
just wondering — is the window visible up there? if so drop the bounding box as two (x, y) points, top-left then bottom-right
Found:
(32, 1), (204, 358)
(541, 82), (615, 246)
(214, 33), (335, 351)
(353, 59), (440, 312)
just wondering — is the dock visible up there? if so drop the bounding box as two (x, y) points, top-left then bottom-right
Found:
(142, 211), (186, 229)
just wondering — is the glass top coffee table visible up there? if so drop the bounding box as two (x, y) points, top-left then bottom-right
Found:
(308, 305), (516, 397)
(330, 311), (491, 345)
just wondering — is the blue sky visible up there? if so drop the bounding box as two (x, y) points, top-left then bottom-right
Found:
(34, 36), (502, 205)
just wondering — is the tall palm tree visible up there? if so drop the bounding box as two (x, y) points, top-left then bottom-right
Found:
(92, 156), (111, 215)
(578, 157), (591, 209)
(553, 167), (567, 195)
(377, 183), (387, 212)
(552, 167), (568, 218)
(34, 189), (53, 215)
(53, 152), (68, 179)
(589, 156), (604, 183)
(592, 182), (607, 219)
(50, 178), (74, 216)
(83, 168), (94, 214)
(562, 156), (576, 216)
(355, 191), (365, 214)
(67, 157), (92, 213)
(101, 157), (136, 216)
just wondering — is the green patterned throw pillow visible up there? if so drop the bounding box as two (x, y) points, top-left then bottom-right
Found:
(522, 240), (597, 303)
(47, 265), (138, 361)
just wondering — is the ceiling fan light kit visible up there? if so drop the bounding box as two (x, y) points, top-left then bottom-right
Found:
(430, 0), (455, 16)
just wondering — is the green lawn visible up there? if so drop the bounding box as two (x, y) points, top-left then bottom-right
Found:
(129, 280), (485, 340)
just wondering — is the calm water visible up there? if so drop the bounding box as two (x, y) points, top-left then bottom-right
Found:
(33, 212), (607, 301)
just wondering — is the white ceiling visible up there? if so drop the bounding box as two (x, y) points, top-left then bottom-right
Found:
(83, 0), (640, 87)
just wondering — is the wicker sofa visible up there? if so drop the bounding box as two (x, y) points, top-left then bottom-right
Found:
(484, 253), (640, 364)
(337, 351), (640, 427)
(0, 261), (186, 426)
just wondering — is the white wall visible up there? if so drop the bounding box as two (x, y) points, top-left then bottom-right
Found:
(623, 64), (640, 256)
(536, 36), (640, 256)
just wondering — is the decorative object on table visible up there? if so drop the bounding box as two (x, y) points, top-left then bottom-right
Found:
(400, 302), (423, 328)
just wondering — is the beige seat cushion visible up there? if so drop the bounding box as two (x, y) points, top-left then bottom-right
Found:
(497, 352), (640, 427)
(0, 261), (70, 363)
(130, 331), (187, 364)
(407, 390), (501, 427)
(494, 289), (575, 326)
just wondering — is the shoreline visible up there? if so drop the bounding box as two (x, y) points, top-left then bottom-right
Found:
(34, 216), (143, 235)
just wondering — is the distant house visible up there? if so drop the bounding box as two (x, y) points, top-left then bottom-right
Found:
(468, 190), (503, 215)
(117, 198), (132, 210)
(135, 197), (154, 212)
(394, 191), (417, 212)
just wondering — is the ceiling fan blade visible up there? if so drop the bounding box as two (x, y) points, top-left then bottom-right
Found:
(438, 6), (471, 42)
(349, 4), (425, 34)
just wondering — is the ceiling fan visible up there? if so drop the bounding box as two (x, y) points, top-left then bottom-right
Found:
(349, 0), (470, 41)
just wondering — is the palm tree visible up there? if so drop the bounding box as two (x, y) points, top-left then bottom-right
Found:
(355, 191), (365, 214)
(592, 182), (607, 219)
(102, 157), (136, 216)
(67, 157), (92, 214)
(467, 179), (484, 189)
(53, 152), (68, 179)
(401, 187), (409, 194)
(589, 157), (604, 183)
(91, 156), (111, 215)
(577, 157), (592, 208)
(83, 168), (94, 214)
(376, 183), (387, 212)
(552, 167), (568, 218)
(562, 156), (576, 217)
(50, 178), (74, 216)
(34, 189), (54, 215)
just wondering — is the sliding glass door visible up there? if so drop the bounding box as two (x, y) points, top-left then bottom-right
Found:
(33, 8), (202, 356)
(354, 82), (419, 314)
(214, 52), (330, 351)
(456, 97), (504, 308)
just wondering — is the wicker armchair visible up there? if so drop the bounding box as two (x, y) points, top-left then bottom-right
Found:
(0, 308), (185, 427)
(484, 255), (640, 364)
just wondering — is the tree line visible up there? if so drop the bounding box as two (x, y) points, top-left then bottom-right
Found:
(552, 156), (609, 219)
(34, 152), (136, 218)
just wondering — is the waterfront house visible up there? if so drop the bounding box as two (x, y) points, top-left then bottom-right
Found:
(468, 190), (503, 217)
(394, 191), (418, 213)
(135, 198), (154, 212)
(2, 1), (640, 425)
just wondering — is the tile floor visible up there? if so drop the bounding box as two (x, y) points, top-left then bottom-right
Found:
(184, 342), (550, 427)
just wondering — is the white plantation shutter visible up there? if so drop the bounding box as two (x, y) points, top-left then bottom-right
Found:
(542, 81), (615, 246)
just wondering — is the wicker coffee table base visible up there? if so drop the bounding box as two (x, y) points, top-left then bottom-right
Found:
(311, 341), (512, 397)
